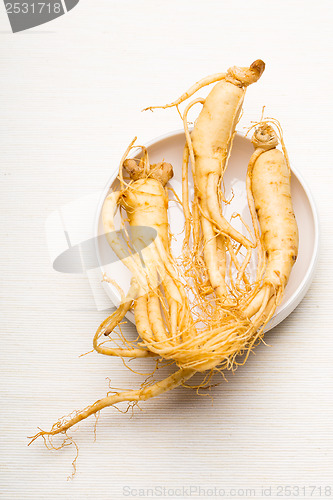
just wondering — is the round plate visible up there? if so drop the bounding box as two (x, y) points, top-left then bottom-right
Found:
(95, 129), (319, 331)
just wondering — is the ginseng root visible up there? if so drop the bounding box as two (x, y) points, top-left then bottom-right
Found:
(30, 145), (252, 445)
(148, 60), (265, 300)
(30, 66), (300, 475)
(243, 121), (299, 324)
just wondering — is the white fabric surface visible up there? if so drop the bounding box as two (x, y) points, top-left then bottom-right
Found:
(1, 1), (332, 498)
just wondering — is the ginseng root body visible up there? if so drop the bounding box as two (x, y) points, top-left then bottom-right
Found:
(149, 60), (265, 298)
(244, 123), (299, 322)
(29, 146), (252, 446)
(30, 65), (300, 476)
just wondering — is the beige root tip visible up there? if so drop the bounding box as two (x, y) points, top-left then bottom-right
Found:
(150, 162), (174, 186)
(123, 159), (173, 186)
(252, 124), (279, 150)
(250, 59), (266, 79)
(123, 159), (145, 181)
(226, 59), (265, 87)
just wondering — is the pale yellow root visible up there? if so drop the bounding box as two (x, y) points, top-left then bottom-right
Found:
(118, 137), (138, 190)
(100, 186), (169, 355)
(216, 234), (227, 285)
(143, 59), (265, 112)
(251, 150), (298, 288)
(144, 62), (265, 302)
(93, 279), (156, 359)
(147, 284), (170, 344)
(201, 217), (228, 297)
(176, 61), (265, 299)
(102, 191), (147, 288)
(143, 73), (226, 111)
(181, 99), (228, 298)
(102, 157), (199, 359)
(243, 122), (298, 318)
(206, 173), (255, 248)
(181, 144), (191, 249)
(136, 243), (177, 350)
(244, 285), (271, 319)
(28, 368), (195, 441)
(245, 148), (265, 285)
(30, 111), (301, 471)
(180, 98), (205, 253)
(98, 279), (139, 337)
(133, 293), (157, 346)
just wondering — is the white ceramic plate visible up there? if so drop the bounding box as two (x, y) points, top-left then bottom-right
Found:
(95, 130), (319, 332)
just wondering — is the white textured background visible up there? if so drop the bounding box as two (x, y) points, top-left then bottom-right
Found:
(1, 1), (332, 499)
